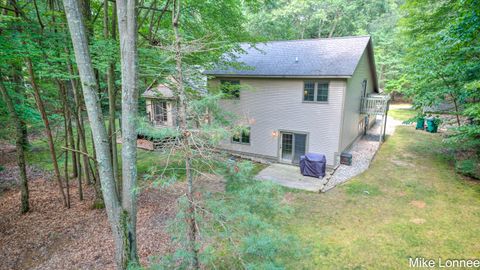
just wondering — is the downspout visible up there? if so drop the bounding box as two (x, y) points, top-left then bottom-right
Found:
(337, 80), (348, 166)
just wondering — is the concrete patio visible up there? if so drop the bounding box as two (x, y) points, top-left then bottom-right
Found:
(255, 115), (403, 192)
(255, 163), (331, 192)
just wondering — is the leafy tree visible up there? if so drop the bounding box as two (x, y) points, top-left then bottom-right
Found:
(245, 0), (402, 40)
(399, 0), (480, 177)
(243, 0), (406, 92)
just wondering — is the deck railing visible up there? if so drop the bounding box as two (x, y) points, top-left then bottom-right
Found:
(360, 94), (390, 115)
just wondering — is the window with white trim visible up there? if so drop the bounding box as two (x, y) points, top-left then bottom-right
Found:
(232, 127), (250, 144)
(303, 81), (329, 102)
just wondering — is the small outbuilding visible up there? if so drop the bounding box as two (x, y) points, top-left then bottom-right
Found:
(142, 84), (178, 127)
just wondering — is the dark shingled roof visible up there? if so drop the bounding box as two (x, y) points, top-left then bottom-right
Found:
(205, 36), (375, 79)
(142, 84), (176, 99)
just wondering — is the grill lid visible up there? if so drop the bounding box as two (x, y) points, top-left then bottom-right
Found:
(305, 153), (326, 162)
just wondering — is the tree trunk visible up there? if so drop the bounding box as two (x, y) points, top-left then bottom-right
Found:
(172, 1), (199, 268)
(328, 11), (339, 38)
(104, 0), (120, 195)
(76, 128), (83, 200)
(63, 0), (138, 268)
(12, 65), (29, 147)
(318, 19), (323, 38)
(26, 58), (67, 207)
(90, 131), (104, 207)
(79, 0), (92, 37)
(67, 104), (79, 179)
(450, 94), (461, 126)
(59, 81), (76, 204)
(63, 107), (71, 209)
(65, 46), (92, 186)
(0, 78), (29, 213)
(68, 115), (78, 178)
(117, 0), (140, 265)
(61, 81), (78, 179)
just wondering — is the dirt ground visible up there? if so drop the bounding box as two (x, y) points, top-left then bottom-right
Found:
(0, 148), (188, 270)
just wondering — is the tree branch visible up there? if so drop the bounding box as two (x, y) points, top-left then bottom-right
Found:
(0, 5), (15, 12)
(62, 146), (97, 162)
(33, 0), (44, 30)
(139, 5), (169, 12)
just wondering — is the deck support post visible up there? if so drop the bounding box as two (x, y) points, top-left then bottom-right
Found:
(379, 115), (384, 143)
(382, 101), (390, 142)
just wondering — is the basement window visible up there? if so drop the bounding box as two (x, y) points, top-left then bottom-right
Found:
(232, 127), (250, 144)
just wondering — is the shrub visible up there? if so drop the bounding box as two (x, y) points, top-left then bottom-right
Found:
(455, 158), (480, 180)
(151, 161), (305, 269)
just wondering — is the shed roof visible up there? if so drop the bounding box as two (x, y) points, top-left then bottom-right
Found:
(205, 36), (378, 91)
(141, 84), (176, 100)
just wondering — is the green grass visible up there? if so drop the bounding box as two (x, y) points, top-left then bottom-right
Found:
(25, 118), (189, 178)
(27, 136), (204, 180)
(286, 126), (480, 269)
(344, 181), (382, 196)
(25, 125), (265, 181)
(389, 108), (417, 122)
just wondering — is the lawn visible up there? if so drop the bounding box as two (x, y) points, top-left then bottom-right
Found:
(388, 105), (417, 122)
(24, 123), (265, 181)
(22, 115), (480, 269)
(286, 126), (480, 269)
(24, 117), (188, 178)
(27, 136), (203, 180)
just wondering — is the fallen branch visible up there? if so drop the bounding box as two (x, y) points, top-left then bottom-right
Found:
(61, 146), (97, 162)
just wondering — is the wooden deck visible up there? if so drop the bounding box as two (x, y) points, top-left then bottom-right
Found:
(360, 94), (391, 142)
(360, 94), (391, 115)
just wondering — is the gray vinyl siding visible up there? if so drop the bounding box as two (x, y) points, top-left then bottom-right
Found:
(211, 78), (346, 166)
(339, 50), (375, 151)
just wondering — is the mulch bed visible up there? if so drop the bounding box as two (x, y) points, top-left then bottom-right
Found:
(0, 148), (182, 270)
(0, 141), (232, 269)
(0, 179), (183, 270)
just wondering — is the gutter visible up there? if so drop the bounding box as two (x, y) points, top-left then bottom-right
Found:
(206, 74), (352, 79)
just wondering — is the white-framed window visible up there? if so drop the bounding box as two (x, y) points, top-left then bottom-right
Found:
(232, 127), (250, 144)
(303, 81), (329, 102)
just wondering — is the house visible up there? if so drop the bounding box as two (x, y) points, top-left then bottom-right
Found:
(141, 36), (389, 166)
(204, 36), (389, 167)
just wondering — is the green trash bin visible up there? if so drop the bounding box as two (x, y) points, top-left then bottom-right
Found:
(426, 117), (438, 133)
(416, 117), (425, 130)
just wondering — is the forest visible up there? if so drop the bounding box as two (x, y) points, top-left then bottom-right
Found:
(0, 0), (479, 269)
